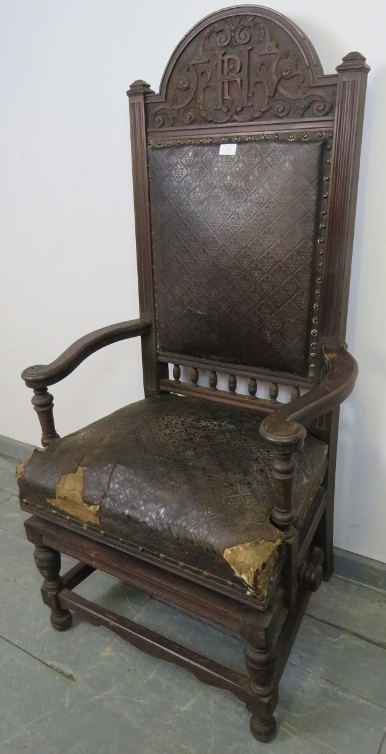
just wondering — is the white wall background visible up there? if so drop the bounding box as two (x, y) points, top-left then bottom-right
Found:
(1, 1), (385, 561)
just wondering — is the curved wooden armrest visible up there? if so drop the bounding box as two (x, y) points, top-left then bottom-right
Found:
(259, 347), (358, 447)
(21, 318), (151, 389)
(259, 347), (358, 581)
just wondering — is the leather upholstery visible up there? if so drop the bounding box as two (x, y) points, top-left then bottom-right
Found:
(150, 140), (324, 374)
(18, 395), (327, 604)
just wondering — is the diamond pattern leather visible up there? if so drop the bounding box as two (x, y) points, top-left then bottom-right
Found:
(149, 141), (323, 374)
(18, 396), (328, 603)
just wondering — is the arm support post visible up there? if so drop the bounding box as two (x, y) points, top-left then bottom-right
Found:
(31, 387), (60, 447)
(268, 427), (306, 531)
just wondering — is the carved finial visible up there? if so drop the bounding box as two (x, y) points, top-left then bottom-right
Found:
(127, 80), (154, 97)
(336, 52), (370, 72)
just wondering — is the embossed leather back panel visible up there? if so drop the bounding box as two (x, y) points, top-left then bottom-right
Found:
(149, 139), (324, 375)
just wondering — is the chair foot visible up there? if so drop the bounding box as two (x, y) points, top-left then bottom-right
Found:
(250, 713), (277, 743)
(50, 608), (72, 632)
(34, 544), (71, 630)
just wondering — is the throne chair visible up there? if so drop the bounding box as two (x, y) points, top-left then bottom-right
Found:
(17, 6), (368, 742)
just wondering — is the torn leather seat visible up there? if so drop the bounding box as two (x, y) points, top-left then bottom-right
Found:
(18, 395), (328, 606)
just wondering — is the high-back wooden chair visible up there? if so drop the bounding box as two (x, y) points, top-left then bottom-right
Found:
(17, 6), (368, 742)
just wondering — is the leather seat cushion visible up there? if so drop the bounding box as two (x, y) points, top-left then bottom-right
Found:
(18, 395), (328, 605)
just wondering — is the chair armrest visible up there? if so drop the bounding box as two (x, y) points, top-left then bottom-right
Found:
(21, 318), (151, 389)
(259, 347), (358, 556)
(259, 346), (358, 446)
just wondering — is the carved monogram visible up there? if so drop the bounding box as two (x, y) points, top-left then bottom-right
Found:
(149, 16), (335, 128)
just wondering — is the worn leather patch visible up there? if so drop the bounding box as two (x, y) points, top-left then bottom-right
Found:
(223, 539), (284, 598)
(46, 467), (100, 524)
(15, 454), (33, 480)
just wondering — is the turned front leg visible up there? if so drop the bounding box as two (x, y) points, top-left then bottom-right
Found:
(240, 601), (281, 743)
(34, 545), (72, 631)
(245, 641), (277, 742)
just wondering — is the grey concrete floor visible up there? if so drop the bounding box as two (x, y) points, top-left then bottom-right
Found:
(0, 446), (385, 754)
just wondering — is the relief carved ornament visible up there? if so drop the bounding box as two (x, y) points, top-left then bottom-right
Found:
(149, 15), (336, 129)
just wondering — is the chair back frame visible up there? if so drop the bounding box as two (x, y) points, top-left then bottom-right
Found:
(127, 6), (368, 418)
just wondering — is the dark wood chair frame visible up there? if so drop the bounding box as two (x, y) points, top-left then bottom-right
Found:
(18, 7), (368, 743)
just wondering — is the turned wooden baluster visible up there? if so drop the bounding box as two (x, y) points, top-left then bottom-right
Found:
(291, 386), (300, 401)
(191, 367), (199, 386)
(209, 371), (217, 390)
(31, 387), (60, 447)
(260, 416), (306, 607)
(269, 383), (278, 403)
(248, 378), (257, 398)
(34, 544), (72, 631)
(173, 364), (181, 382)
(270, 447), (300, 530)
(272, 442), (301, 608)
(228, 374), (237, 393)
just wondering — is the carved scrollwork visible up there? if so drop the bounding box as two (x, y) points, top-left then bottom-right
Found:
(149, 15), (335, 128)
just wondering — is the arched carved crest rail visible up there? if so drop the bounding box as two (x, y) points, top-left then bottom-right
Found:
(147, 6), (337, 131)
